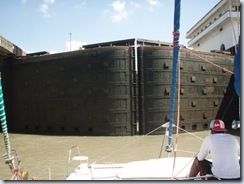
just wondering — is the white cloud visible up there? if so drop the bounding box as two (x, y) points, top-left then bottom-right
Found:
(44, 0), (55, 4)
(66, 40), (87, 51)
(49, 50), (57, 54)
(74, 0), (86, 10)
(110, 0), (128, 23)
(39, 0), (55, 18)
(111, 11), (128, 23)
(39, 4), (49, 17)
(104, 0), (158, 24)
(130, 1), (141, 9)
(112, 0), (126, 12)
(147, 0), (160, 6)
(146, 0), (161, 11)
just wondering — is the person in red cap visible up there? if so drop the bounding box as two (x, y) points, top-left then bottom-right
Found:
(188, 119), (240, 180)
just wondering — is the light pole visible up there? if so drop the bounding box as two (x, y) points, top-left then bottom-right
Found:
(69, 32), (72, 51)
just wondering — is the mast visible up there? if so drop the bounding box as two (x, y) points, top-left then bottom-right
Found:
(167, 0), (181, 151)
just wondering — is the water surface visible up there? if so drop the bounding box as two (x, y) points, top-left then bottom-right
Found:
(0, 131), (240, 180)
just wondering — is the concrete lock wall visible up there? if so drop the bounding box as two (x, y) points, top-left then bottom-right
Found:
(0, 42), (239, 136)
(7, 47), (136, 136)
(138, 46), (237, 135)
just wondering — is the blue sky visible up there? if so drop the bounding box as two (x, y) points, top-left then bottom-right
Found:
(0, 0), (228, 54)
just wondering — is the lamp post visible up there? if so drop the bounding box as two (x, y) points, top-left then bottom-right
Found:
(69, 32), (72, 51)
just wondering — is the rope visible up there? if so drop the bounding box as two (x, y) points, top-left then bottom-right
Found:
(11, 169), (23, 180)
(171, 53), (181, 180)
(182, 47), (234, 74)
(0, 73), (11, 159)
(174, 125), (204, 141)
(176, 149), (197, 155)
(0, 73), (20, 179)
(89, 122), (205, 178)
(172, 152), (199, 179)
(175, 56), (181, 153)
(168, 1), (239, 179)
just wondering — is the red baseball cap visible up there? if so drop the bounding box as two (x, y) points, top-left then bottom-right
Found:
(209, 119), (227, 132)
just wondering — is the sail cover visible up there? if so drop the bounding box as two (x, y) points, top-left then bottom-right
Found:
(168, 0), (181, 146)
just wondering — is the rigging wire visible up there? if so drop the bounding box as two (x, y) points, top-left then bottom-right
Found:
(174, 125), (204, 141)
(182, 47), (234, 74)
(171, 53), (181, 179)
(172, 152), (199, 179)
(91, 122), (205, 165)
(91, 125), (163, 164)
(175, 55), (181, 153)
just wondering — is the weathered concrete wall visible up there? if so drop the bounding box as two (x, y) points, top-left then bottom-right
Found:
(8, 47), (136, 136)
(0, 43), (239, 136)
(138, 46), (237, 135)
(0, 35), (26, 56)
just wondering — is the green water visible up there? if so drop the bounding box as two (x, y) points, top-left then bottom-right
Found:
(0, 131), (240, 180)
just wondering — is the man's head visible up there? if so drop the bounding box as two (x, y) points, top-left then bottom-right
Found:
(210, 119), (227, 133)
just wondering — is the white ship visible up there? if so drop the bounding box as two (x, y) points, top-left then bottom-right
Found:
(186, 0), (240, 54)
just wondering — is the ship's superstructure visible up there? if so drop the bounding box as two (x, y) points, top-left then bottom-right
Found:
(186, 0), (240, 54)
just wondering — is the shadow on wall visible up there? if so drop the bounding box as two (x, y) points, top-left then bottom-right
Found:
(216, 75), (240, 136)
